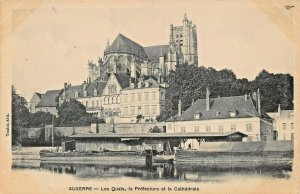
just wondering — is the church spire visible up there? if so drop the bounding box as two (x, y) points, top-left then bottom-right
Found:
(105, 39), (110, 51)
(183, 13), (187, 21)
(169, 24), (175, 46)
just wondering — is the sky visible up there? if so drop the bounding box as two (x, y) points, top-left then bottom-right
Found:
(10, 0), (296, 101)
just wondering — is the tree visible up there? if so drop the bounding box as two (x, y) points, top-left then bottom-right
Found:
(165, 66), (293, 119)
(12, 86), (30, 145)
(28, 111), (55, 127)
(57, 98), (101, 126)
(249, 70), (294, 112)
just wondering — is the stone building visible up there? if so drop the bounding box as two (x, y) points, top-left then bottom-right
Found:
(166, 89), (274, 148)
(87, 14), (198, 82)
(29, 14), (197, 123)
(267, 106), (294, 140)
(119, 78), (167, 123)
(28, 92), (43, 113)
(35, 89), (62, 115)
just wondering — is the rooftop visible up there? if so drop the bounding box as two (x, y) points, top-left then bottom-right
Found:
(36, 89), (62, 107)
(106, 34), (148, 59)
(167, 95), (260, 122)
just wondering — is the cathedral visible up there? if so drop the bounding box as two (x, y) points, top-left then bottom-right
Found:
(87, 13), (198, 83)
(30, 14), (198, 123)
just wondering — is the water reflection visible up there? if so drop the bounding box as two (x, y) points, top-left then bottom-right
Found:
(12, 161), (291, 182)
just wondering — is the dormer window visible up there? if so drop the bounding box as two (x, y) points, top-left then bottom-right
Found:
(130, 83), (135, 89)
(145, 82), (149, 88)
(94, 89), (97, 96)
(75, 91), (79, 98)
(194, 112), (201, 120)
(229, 110), (237, 117)
(84, 90), (87, 97)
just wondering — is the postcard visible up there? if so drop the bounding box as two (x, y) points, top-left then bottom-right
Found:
(0, 0), (299, 193)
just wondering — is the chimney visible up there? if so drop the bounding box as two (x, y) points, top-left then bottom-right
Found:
(83, 81), (87, 91)
(178, 100), (182, 116)
(64, 82), (67, 91)
(278, 104), (281, 117)
(257, 88), (261, 115)
(206, 88), (210, 111)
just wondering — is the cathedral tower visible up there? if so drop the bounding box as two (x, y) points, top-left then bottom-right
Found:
(170, 13), (198, 65)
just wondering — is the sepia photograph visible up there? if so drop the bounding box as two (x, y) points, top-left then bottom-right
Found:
(0, 0), (299, 193)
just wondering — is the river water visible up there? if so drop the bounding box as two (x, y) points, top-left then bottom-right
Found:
(8, 147), (296, 194)
(12, 147), (293, 182)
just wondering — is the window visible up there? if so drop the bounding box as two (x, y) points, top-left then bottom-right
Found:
(152, 106), (157, 114)
(46, 108), (48, 112)
(145, 93), (149, 101)
(123, 107), (128, 116)
(94, 89), (97, 96)
(195, 126), (200, 133)
(246, 123), (252, 132)
(230, 124), (236, 132)
(97, 100), (99, 107)
(291, 123), (294, 130)
(130, 93), (135, 102)
(75, 92), (78, 98)
(145, 106), (150, 115)
(181, 127), (185, 133)
(194, 112), (201, 120)
(291, 133), (294, 140)
(138, 93), (142, 101)
(137, 106), (142, 115)
(218, 125), (223, 132)
(206, 126), (211, 132)
(152, 92), (156, 100)
(124, 94), (128, 103)
(282, 123), (286, 130)
(92, 100), (94, 107)
(85, 101), (88, 107)
(130, 107), (135, 115)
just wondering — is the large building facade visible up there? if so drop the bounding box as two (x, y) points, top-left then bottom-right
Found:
(166, 89), (274, 147)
